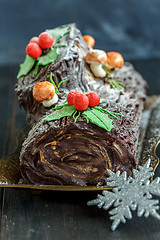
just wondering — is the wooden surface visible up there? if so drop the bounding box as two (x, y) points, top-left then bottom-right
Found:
(0, 60), (160, 240)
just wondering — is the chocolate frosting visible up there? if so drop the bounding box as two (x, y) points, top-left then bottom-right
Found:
(15, 24), (89, 125)
(20, 88), (145, 185)
(15, 23), (147, 125)
(16, 23), (147, 185)
(20, 116), (136, 186)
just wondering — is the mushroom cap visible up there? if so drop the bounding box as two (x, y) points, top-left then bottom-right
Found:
(33, 81), (55, 102)
(85, 49), (107, 64)
(106, 52), (124, 69)
(83, 35), (95, 49)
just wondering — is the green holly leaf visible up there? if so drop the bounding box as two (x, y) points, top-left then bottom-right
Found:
(46, 26), (70, 45)
(32, 45), (67, 77)
(82, 108), (114, 132)
(43, 105), (76, 122)
(17, 55), (35, 79)
(32, 62), (39, 77)
(32, 47), (60, 77)
(38, 47), (60, 66)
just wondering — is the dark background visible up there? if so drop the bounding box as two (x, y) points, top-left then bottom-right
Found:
(1, 0), (160, 65)
(0, 0), (160, 239)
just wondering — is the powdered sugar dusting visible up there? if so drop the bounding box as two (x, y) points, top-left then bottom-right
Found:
(137, 98), (160, 167)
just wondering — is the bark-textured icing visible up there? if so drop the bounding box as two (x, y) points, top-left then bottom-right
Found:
(17, 23), (147, 185)
(15, 24), (89, 125)
(15, 24), (146, 125)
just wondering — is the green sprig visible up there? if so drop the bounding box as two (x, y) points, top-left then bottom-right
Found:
(72, 110), (78, 122)
(72, 110), (81, 122)
(103, 67), (125, 91)
(50, 72), (67, 94)
(108, 79), (125, 91)
(94, 106), (121, 119)
(74, 111), (81, 122)
(50, 72), (57, 90)
(83, 115), (89, 123)
(58, 79), (67, 89)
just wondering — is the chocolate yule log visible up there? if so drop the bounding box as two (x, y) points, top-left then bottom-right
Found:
(17, 23), (147, 186)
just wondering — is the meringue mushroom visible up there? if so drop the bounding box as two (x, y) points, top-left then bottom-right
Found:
(104, 52), (124, 73)
(85, 49), (107, 78)
(33, 81), (58, 107)
(83, 35), (95, 49)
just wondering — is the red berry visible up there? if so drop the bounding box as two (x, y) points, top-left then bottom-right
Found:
(86, 92), (100, 107)
(29, 37), (39, 45)
(73, 93), (89, 111)
(26, 43), (42, 59)
(67, 90), (79, 106)
(38, 32), (54, 49)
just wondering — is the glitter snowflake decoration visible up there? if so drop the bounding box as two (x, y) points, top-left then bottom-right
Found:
(88, 159), (160, 231)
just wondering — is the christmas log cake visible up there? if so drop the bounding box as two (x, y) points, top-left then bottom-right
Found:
(16, 23), (147, 186)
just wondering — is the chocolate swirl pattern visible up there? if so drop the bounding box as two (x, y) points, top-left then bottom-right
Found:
(20, 117), (136, 186)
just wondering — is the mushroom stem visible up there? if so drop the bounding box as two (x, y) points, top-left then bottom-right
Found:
(90, 63), (106, 78)
(42, 94), (58, 107)
(103, 62), (117, 75)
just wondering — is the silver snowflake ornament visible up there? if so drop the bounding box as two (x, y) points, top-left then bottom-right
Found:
(88, 159), (160, 231)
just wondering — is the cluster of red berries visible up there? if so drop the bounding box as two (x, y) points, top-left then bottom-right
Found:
(26, 32), (54, 59)
(67, 91), (100, 111)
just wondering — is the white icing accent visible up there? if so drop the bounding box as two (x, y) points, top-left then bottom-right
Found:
(42, 94), (58, 107)
(90, 63), (106, 78)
